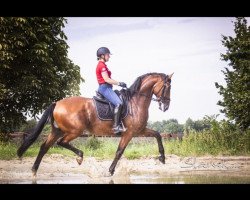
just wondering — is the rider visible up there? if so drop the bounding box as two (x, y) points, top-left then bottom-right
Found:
(96, 47), (127, 134)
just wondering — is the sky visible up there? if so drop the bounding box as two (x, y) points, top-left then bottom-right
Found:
(63, 17), (248, 124)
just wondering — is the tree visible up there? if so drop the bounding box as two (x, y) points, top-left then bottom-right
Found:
(215, 17), (250, 131)
(184, 116), (212, 133)
(184, 118), (195, 133)
(162, 119), (183, 134)
(19, 119), (37, 132)
(148, 119), (184, 134)
(150, 121), (164, 132)
(0, 17), (84, 134)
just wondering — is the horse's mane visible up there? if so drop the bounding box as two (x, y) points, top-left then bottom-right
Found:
(120, 72), (167, 101)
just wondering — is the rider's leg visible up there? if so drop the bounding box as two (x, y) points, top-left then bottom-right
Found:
(98, 84), (125, 134)
(112, 104), (124, 134)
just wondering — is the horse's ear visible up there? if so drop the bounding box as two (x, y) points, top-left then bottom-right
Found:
(169, 72), (174, 79)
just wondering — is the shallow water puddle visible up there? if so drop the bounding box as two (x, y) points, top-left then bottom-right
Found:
(129, 172), (250, 184)
(2, 171), (249, 184)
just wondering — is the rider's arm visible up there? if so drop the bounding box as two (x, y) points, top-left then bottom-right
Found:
(101, 71), (119, 85)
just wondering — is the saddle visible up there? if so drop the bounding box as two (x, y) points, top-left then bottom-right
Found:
(93, 90), (128, 121)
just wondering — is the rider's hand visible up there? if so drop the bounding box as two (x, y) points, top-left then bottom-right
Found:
(118, 82), (127, 88)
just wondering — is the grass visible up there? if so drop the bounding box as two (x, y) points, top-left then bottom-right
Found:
(1, 122), (249, 160)
(0, 137), (159, 160)
(124, 142), (158, 159)
(0, 142), (18, 160)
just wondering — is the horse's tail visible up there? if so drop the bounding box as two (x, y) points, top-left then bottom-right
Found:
(17, 103), (56, 158)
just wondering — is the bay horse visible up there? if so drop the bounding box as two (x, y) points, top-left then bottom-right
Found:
(17, 72), (173, 176)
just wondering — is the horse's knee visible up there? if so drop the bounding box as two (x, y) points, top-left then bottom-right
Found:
(153, 132), (161, 139)
(57, 137), (68, 146)
(56, 139), (62, 145)
(57, 139), (64, 146)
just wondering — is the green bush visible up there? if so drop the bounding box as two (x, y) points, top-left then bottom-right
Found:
(85, 136), (102, 150)
(165, 119), (250, 156)
(0, 132), (10, 142)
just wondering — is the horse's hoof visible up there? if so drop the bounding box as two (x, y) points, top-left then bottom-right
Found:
(32, 172), (37, 184)
(109, 169), (115, 176)
(76, 157), (83, 165)
(32, 169), (37, 178)
(109, 179), (114, 184)
(159, 156), (165, 164)
(109, 172), (114, 176)
(101, 171), (112, 177)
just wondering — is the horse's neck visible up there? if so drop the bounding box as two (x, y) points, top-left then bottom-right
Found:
(140, 76), (158, 96)
(136, 76), (159, 108)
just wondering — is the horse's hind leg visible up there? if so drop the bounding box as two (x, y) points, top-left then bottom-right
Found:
(141, 128), (165, 164)
(32, 128), (63, 177)
(109, 133), (133, 175)
(57, 134), (83, 165)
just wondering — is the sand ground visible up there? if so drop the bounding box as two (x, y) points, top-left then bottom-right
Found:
(0, 154), (249, 183)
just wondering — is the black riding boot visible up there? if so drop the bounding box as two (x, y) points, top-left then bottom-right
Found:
(112, 104), (125, 134)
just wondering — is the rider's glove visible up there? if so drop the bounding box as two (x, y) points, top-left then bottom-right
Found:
(118, 82), (127, 88)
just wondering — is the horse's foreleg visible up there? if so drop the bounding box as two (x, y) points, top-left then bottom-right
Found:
(141, 128), (165, 164)
(109, 134), (133, 175)
(57, 137), (83, 165)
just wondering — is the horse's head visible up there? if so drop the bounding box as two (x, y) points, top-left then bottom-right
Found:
(126, 72), (173, 112)
(152, 72), (173, 112)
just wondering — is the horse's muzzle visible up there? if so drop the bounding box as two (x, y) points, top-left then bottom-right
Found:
(159, 102), (169, 112)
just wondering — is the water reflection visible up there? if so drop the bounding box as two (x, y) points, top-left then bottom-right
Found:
(1, 172), (249, 184)
(129, 173), (250, 184)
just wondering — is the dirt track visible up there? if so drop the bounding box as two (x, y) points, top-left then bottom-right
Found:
(0, 154), (250, 183)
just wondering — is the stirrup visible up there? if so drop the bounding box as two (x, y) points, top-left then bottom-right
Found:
(112, 125), (124, 133)
(113, 122), (127, 134)
(120, 121), (127, 132)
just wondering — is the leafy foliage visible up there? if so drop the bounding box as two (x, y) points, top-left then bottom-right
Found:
(19, 119), (37, 132)
(147, 119), (184, 133)
(0, 17), (84, 133)
(166, 118), (250, 156)
(85, 136), (102, 150)
(184, 116), (212, 133)
(215, 17), (250, 131)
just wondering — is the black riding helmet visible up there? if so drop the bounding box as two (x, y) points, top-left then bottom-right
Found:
(97, 47), (111, 58)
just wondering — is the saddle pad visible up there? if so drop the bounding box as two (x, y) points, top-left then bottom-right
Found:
(93, 98), (128, 121)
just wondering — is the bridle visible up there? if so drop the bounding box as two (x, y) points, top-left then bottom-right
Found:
(137, 75), (171, 110)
